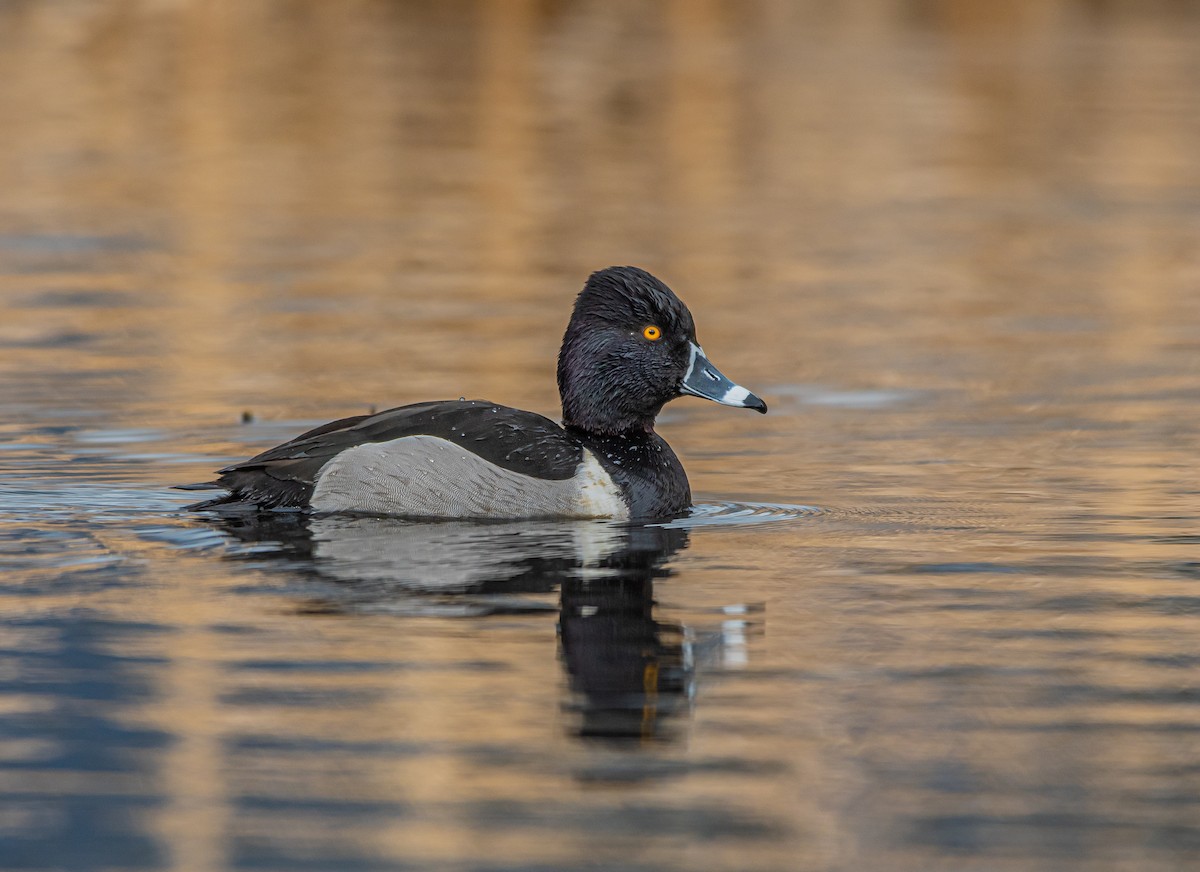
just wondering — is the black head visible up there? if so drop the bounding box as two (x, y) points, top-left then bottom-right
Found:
(557, 266), (766, 436)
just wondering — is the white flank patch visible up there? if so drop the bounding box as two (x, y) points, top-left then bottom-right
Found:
(574, 451), (629, 520)
(311, 435), (629, 519)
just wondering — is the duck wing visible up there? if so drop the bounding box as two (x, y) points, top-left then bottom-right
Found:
(181, 400), (583, 512)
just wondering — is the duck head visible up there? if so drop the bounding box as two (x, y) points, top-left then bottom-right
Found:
(557, 266), (767, 436)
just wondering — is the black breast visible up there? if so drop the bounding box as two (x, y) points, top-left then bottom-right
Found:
(572, 429), (691, 519)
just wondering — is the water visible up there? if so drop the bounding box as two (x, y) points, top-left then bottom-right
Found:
(3, 2), (1200, 870)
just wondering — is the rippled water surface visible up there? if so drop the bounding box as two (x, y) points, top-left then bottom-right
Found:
(4, 3), (1200, 870)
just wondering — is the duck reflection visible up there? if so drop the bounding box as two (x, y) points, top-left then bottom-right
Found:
(558, 525), (691, 742)
(207, 513), (692, 741)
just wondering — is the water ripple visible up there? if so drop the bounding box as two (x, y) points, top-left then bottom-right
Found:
(663, 500), (823, 529)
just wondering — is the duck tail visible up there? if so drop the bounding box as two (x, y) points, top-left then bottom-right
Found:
(174, 481), (238, 512)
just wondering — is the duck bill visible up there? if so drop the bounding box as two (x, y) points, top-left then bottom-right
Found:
(679, 343), (768, 413)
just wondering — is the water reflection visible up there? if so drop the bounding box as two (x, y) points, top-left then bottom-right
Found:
(559, 526), (691, 744)
(206, 513), (695, 742)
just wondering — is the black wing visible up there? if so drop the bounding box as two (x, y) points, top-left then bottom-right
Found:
(182, 400), (583, 511)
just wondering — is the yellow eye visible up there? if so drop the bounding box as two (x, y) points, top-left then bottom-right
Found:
(642, 325), (662, 341)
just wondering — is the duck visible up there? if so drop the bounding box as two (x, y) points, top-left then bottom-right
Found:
(179, 266), (767, 520)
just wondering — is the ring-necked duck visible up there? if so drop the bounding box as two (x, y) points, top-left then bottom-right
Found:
(180, 266), (767, 520)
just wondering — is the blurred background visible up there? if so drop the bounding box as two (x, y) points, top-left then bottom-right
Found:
(3, 0), (1197, 426)
(3, 2), (1200, 871)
